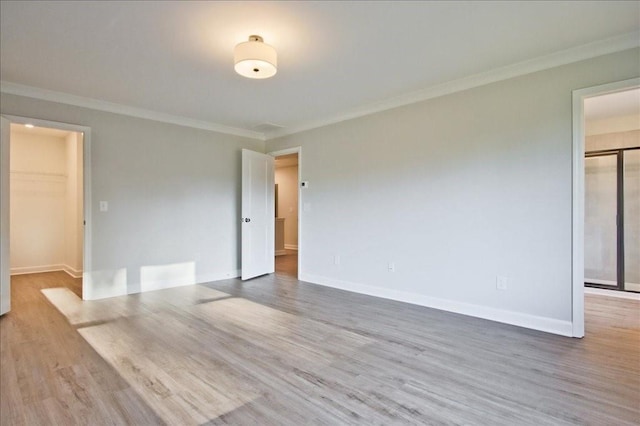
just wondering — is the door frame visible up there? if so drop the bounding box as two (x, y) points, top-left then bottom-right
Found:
(571, 77), (640, 337)
(1, 114), (92, 299)
(268, 147), (302, 277)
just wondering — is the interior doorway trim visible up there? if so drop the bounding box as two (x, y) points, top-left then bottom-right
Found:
(571, 77), (640, 338)
(268, 147), (302, 277)
(2, 114), (92, 299)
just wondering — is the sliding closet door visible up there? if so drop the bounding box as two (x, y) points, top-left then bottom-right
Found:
(584, 154), (618, 288)
(623, 150), (640, 292)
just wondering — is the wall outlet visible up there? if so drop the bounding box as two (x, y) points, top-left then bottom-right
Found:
(388, 262), (395, 272)
(496, 276), (508, 291)
(334, 255), (340, 265)
(99, 201), (108, 212)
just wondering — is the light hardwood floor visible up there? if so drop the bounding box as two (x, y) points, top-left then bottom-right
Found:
(1, 270), (638, 425)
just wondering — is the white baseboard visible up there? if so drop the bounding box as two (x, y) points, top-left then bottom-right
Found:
(299, 272), (573, 337)
(11, 264), (84, 278)
(284, 244), (298, 251)
(624, 282), (640, 292)
(62, 264), (83, 278)
(585, 287), (640, 300)
(11, 264), (65, 276)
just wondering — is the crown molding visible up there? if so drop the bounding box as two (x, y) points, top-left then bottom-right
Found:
(265, 31), (640, 140)
(0, 81), (265, 141)
(2, 32), (637, 142)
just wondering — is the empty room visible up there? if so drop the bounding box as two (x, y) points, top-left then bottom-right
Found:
(0, 1), (639, 425)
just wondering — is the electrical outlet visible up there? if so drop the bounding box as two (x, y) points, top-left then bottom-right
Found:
(334, 255), (340, 265)
(496, 276), (508, 291)
(388, 262), (395, 272)
(99, 201), (108, 212)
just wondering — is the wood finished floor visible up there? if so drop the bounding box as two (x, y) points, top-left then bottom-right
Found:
(1, 270), (638, 425)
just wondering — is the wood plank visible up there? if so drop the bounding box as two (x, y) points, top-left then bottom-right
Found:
(1, 271), (638, 425)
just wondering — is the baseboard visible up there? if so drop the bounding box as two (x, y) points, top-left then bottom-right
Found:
(299, 272), (573, 337)
(284, 244), (298, 251)
(275, 250), (287, 256)
(585, 287), (640, 300)
(624, 282), (640, 292)
(62, 264), (83, 279)
(11, 264), (66, 276)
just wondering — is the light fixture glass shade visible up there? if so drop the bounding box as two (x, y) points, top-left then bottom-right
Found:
(234, 35), (277, 79)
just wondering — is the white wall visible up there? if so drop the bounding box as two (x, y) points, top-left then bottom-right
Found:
(266, 48), (640, 335)
(275, 165), (298, 248)
(10, 131), (67, 273)
(1, 95), (263, 299)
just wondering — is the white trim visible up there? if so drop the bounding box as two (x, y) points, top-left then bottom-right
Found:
(0, 81), (265, 141)
(3, 114), (93, 300)
(585, 287), (640, 300)
(284, 244), (298, 251)
(300, 273), (573, 337)
(62, 265), (83, 279)
(12, 264), (83, 279)
(266, 32), (640, 139)
(268, 147), (302, 277)
(571, 77), (640, 338)
(3, 33), (637, 143)
(11, 264), (66, 276)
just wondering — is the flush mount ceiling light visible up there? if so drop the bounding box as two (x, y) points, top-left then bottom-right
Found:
(234, 35), (277, 79)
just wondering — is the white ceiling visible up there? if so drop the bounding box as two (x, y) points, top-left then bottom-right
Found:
(1, 1), (639, 139)
(584, 88), (640, 121)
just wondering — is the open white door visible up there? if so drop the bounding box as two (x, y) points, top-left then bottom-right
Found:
(1, 117), (10, 315)
(241, 149), (275, 280)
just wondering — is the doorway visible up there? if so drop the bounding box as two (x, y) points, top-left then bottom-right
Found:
(1, 115), (91, 315)
(572, 78), (640, 337)
(272, 149), (301, 278)
(9, 123), (84, 296)
(584, 89), (640, 293)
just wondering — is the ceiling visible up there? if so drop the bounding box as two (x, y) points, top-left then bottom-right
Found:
(1, 1), (639, 140)
(584, 88), (640, 121)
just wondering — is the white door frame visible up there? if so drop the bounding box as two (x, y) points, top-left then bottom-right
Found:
(268, 147), (302, 277)
(2, 114), (92, 299)
(571, 77), (640, 338)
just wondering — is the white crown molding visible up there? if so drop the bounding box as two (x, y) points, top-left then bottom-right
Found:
(2, 32), (637, 142)
(266, 31), (640, 140)
(0, 81), (266, 141)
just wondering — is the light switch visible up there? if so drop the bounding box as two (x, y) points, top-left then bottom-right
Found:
(303, 202), (311, 212)
(99, 201), (108, 212)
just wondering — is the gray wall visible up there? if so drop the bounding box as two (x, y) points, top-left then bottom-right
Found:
(1, 94), (263, 299)
(266, 48), (640, 333)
